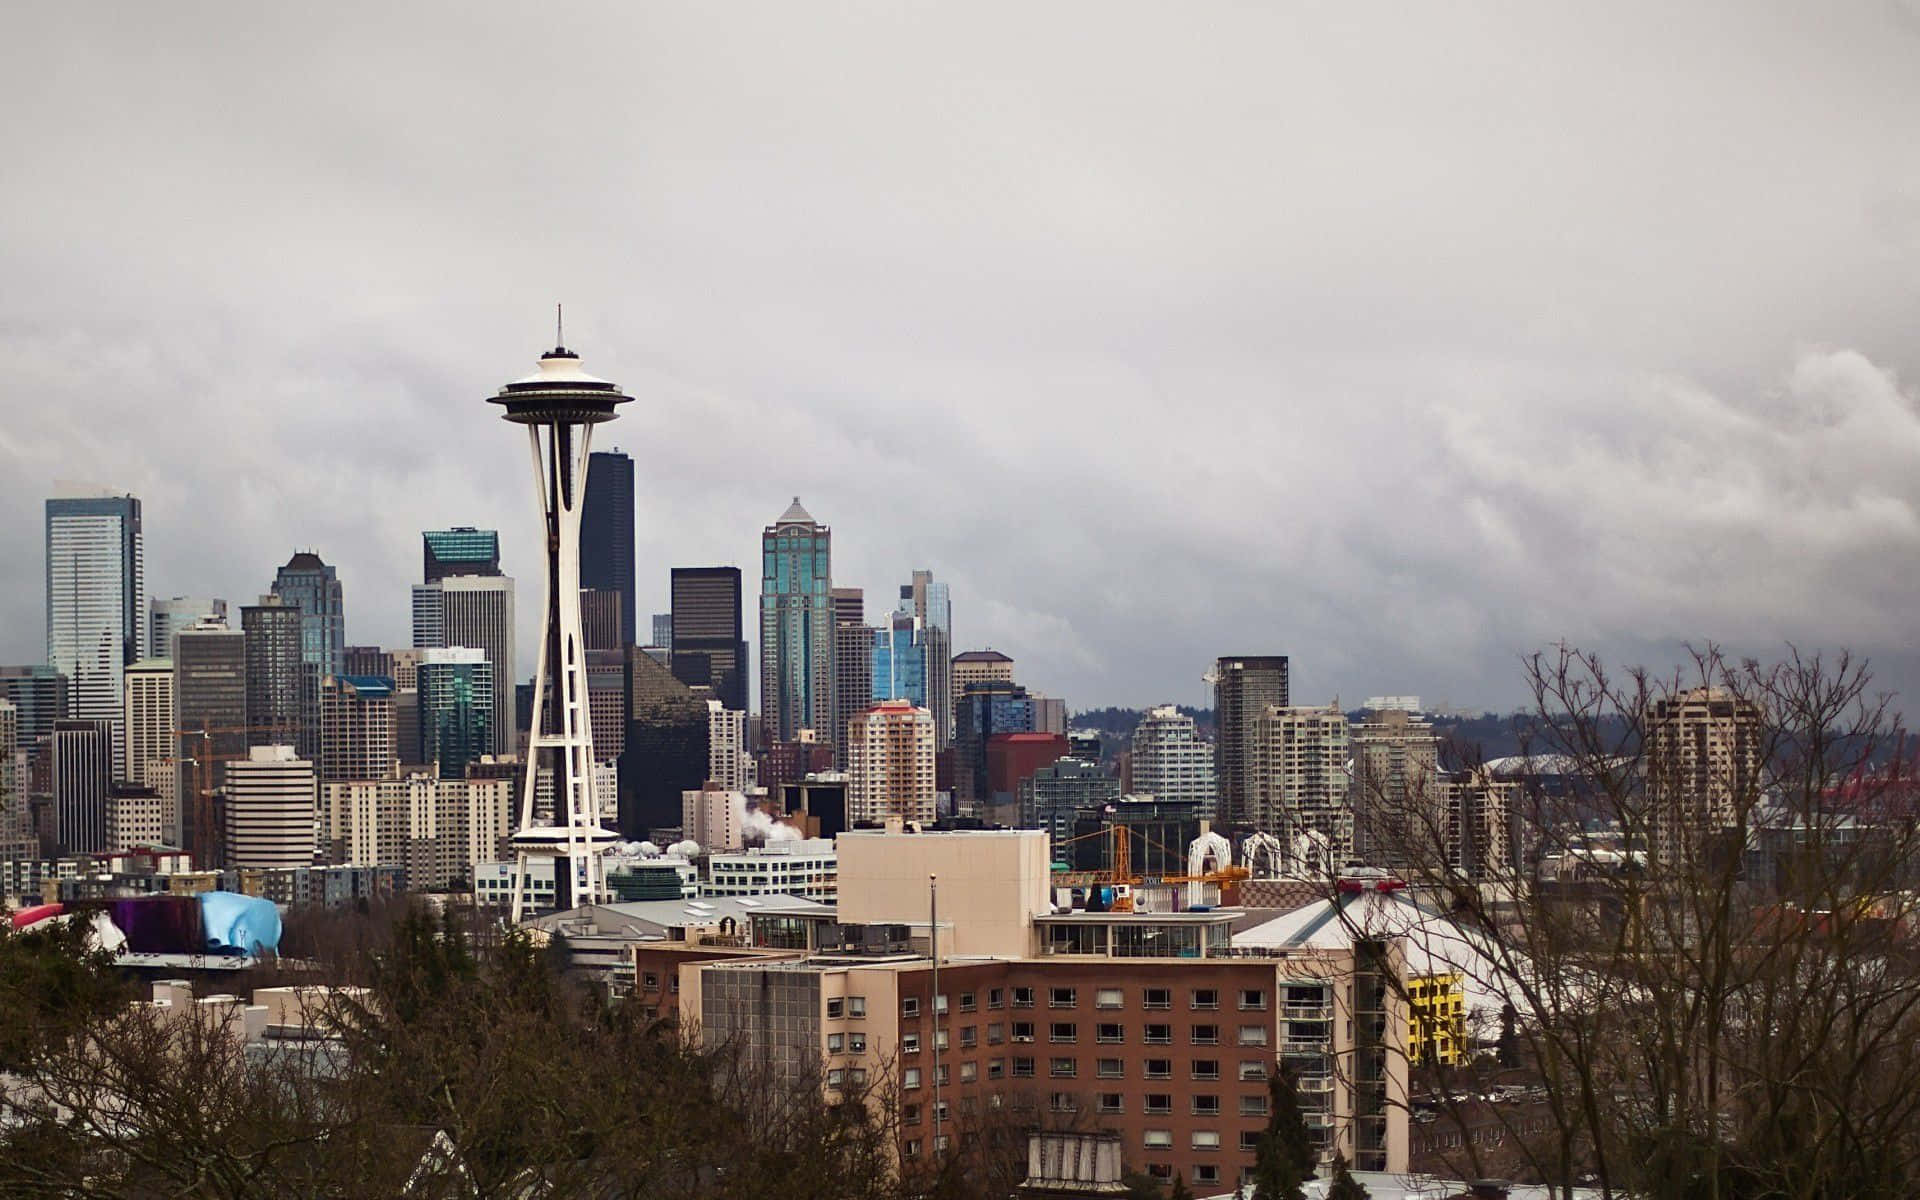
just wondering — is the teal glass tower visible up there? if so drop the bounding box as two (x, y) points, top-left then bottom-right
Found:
(759, 498), (832, 746)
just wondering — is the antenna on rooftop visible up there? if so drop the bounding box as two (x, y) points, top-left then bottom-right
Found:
(556, 303), (565, 350)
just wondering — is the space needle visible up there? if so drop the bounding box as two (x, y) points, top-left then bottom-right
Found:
(490, 313), (630, 922)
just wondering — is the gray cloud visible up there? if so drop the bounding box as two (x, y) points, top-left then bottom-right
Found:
(2, 2), (1917, 714)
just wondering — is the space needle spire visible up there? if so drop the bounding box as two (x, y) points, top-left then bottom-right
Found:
(489, 325), (632, 922)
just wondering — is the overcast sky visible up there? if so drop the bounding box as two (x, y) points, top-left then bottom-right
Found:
(3, 3), (1917, 715)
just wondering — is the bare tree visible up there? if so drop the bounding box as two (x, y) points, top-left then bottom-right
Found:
(1344, 644), (1920, 1198)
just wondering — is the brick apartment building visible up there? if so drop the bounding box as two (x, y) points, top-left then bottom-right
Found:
(635, 828), (1408, 1190)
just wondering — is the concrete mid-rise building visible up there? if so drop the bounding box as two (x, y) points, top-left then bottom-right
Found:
(707, 701), (754, 793)
(1130, 706), (1217, 818)
(223, 745), (316, 870)
(1647, 686), (1764, 868)
(105, 783), (168, 851)
(318, 675), (398, 784)
(682, 783), (746, 853)
(703, 838), (838, 902)
(950, 649), (1014, 726)
(123, 657), (174, 794)
(1351, 708), (1441, 872)
(321, 769), (514, 890)
(847, 700), (937, 825)
(1256, 705), (1353, 869)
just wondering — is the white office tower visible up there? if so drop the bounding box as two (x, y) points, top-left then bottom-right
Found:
(489, 334), (631, 921)
(46, 490), (144, 768)
(438, 575), (516, 755)
(707, 700), (754, 792)
(225, 745), (317, 869)
(123, 659), (177, 835)
(847, 699), (937, 825)
(1130, 705), (1217, 816)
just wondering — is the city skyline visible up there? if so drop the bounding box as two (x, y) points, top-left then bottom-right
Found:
(2, 6), (1917, 715)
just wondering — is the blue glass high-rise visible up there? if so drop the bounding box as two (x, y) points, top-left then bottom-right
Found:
(871, 608), (928, 708)
(271, 552), (346, 679)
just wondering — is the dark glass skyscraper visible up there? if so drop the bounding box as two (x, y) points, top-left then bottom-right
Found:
(271, 552), (346, 679)
(1212, 655), (1290, 829)
(581, 449), (636, 647)
(671, 566), (747, 714)
(241, 595), (306, 752)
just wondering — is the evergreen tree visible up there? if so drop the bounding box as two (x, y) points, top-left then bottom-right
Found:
(1496, 1002), (1520, 1068)
(1251, 1062), (1316, 1200)
(1325, 1151), (1370, 1200)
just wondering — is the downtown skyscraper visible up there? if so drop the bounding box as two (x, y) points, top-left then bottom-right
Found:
(271, 551), (346, 679)
(581, 449), (636, 647)
(670, 566), (747, 714)
(759, 499), (832, 746)
(45, 490), (144, 766)
(1212, 654), (1290, 828)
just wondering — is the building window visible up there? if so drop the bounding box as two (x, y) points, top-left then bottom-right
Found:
(960, 1061), (978, 1083)
(1192, 1059), (1219, 1080)
(1191, 987), (1219, 1010)
(1012, 1057), (1035, 1078)
(903, 1068), (921, 1090)
(1240, 1094), (1270, 1116)
(828, 1068), (847, 1088)
(960, 1026), (977, 1048)
(989, 988), (1005, 1009)
(902, 998), (919, 1018)
(1012, 1022), (1035, 1042)
(987, 1022), (1005, 1044)
(1192, 1095), (1221, 1117)
(1194, 1164), (1221, 1185)
(902, 1033), (921, 1054)
(1049, 987), (1077, 1008)
(1240, 988), (1267, 1011)
(1050, 1092), (1078, 1113)
(934, 994), (949, 1014)
(1050, 1023), (1077, 1043)
(1095, 987), (1124, 1009)
(903, 1103), (921, 1125)
(1096, 1057), (1125, 1078)
(1013, 987), (1035, 1008)
(1145, 1094), (1173, 1114)
(1097, 1093), (1124, 1114)
(935, 1029), (949, 1051)
(988, 1058), (1004, 1079)
(959, 992), (977, 1012)
(1050, 1057), (1077, 1078)
(1238, 1025), (1269, 1046)
(826, 997), (844, 1018)
(1191, 1130), (1221, 1150)
(1192, 1024), (1220, 1045)
(848, 996), (865, 1018)
(642, 973), (660, 991)
(828, 1033), (845, 1053)
(1145, 1023), (1172, 1044)
(1143, 1130), (1173, 1150)
(849, 1033), (866, 1053)
(1144, 987), (1172, 1010)
(904, 1140), (921, 1159)
(1096, 1023), (1124, 1043)
(1240, 1130), (1261, 1152)
(1239, 1061), (1267, 1082)
(850, 1068), (867, 1086)
(1145, 1058), (1172, 1079)
(935, 1064), (949, 1086)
